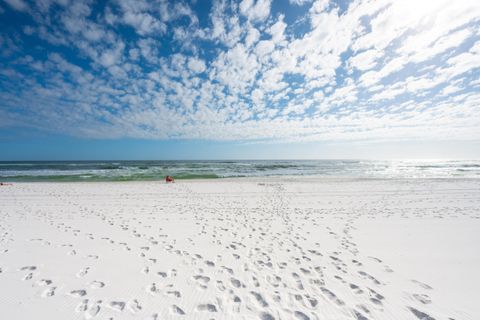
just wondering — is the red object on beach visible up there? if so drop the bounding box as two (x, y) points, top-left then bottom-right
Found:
(165, 176), (175, 183)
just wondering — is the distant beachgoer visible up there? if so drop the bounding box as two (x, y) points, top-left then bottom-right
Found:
(165, 176), (175, 183)
(0, 182), (12, 186)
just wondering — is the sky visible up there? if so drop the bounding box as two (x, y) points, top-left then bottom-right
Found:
(0, 0), (479, 160)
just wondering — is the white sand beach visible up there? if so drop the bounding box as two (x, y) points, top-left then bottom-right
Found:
(1, 178), (479, 320)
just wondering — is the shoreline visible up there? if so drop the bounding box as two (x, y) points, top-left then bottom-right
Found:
(2, 174), (480, 184)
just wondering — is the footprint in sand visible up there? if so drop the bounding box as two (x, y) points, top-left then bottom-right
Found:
(230, 278), (243, 288)
(222, 266), (234, 275)
(166, 290), (181, 298)
(89, 281), (105, 289)
(85, 301), (101, 319)
(266, 275), (282, 288)
(294, 311), (310, 320)
(358, 271), (381, 285)
(42, 286), (56, 297)
(349, 283), (364, 294)
(368, 288), (385, 306)
(204, 260), (215, 267)
(171, 304), (186, 315)
(411, 280), (433, 290)
(22, 272), (34, 281)
(216, 280), (227, 291)
(157, 271), (168, 278)
(108, 301), (125, 312)
(303, 295), (318, 309)
(192, 274), (210, 289)
(147, 283), (159, 295)
(259, 311), (275, 320)
(75, 299), (89, 312)
(320, 287), (344, 306)
(412, 293), (432, 304)
(196, 303), (218, 312)
(408, 307), (435, 320)
(69, 290), (87, 297)
(250, 291), (269, 307)
(353, 309), (369, 320)
(76, 267), (90, 278)
(20, 266), (37, 271)
(37, 279), (53, 286)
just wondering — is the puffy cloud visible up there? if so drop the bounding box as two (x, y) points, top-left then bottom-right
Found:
(137, 38), (159, 64)
(239, 0), (272, 22)
(255, 40), (274, 58)
(123, 11), (166, 35)
(187, 57), (206, 74)
(210, 43), (259, 93)
(289, 0), (313, 6)
(4, 0), (28, 11)
(0, 0), (479, 144)
(348, 49), (380, 71)
(245, 27), (260, 48)
(267, 15), (287, 45)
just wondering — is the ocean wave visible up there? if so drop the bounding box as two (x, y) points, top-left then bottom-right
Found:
(1, 160), (479, 182)
(0, 172), (221, 182)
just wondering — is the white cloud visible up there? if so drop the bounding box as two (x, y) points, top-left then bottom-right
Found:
(98, 41), (124, 67)
(137, 38), (158, 64)
(210, 43), (259, 94)
(289, 0), (313, 6)
(122, 11), (166, 36)
(245, 27), (260, 48)
(441, 84), (462, 96)
(348, 49), (380, 71)
(309, 0), (329, 14)
(187, 57), (206, 74)
(239, 0), (272, 22)
(4, 0), (28, 11)
(1, 0), (479, 144)
(267, 15), (287, 45)
(255, 40), (274, 58)
(359, 56), (408, 87)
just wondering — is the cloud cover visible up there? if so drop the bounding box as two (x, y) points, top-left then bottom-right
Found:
(0, 0), (479, 143)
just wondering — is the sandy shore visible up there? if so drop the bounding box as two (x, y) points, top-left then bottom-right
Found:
(0, 178), (479, 319)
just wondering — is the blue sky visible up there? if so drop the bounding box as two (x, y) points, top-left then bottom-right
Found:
(0, 0), (479, 160)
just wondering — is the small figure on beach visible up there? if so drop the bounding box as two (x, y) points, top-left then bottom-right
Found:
(165, 175), (175, 183)
(0, 182), (12, 186)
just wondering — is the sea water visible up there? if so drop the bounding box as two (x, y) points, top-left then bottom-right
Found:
(0, 160), (479, 182)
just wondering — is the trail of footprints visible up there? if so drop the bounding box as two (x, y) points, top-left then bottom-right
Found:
(1, 181), (475, 319)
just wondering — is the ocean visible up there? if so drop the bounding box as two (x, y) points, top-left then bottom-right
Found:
(0, 160), (479, 182)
